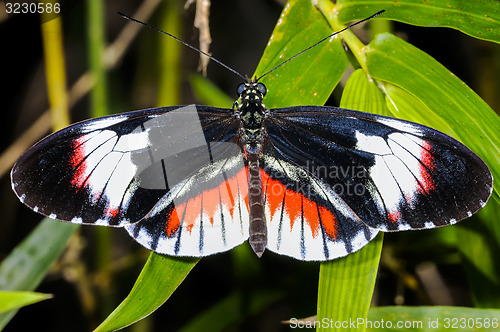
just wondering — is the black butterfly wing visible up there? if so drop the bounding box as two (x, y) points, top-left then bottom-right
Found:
(260, 106), (492, 260)
(12, 105), (248, 237)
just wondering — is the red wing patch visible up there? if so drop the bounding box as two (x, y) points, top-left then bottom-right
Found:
(417, 141), (436, 194)
(69, 136), (90, 188)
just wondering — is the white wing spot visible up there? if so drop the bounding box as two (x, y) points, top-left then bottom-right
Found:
(376, 117), (422, 136)
(80, 116), (128, 133)
(94, 219), (110, 226)
(114, 131), (150, 152)
(424, 221), (436, 229)
(397, 223), (412, 231)
(355, 131), (391, 155)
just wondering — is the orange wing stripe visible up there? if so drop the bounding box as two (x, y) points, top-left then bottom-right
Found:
(166, 202), (184, 236)
(202, 187), (221, 225)
(261, 170), (337, 239)
(302, 198), (320, 238)
(164, 168), (249, 237)
(318, 205), (337, 240)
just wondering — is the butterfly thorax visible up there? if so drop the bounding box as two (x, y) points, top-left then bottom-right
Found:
(235, 82), (268, 145)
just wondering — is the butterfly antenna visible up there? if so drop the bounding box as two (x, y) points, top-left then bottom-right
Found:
(118, 12), (248, 82)
(255, 10), (385, 82)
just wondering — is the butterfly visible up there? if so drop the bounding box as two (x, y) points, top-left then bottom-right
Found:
(10, 12), (493, 261)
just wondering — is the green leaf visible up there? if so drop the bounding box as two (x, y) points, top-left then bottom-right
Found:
(341, 68), (391, 116)
(317, 234), (384, 332)
(337, 0), (500, 43)
(367, 306), (500, 331)
(94, 253), (198, 332)
(254, 0), (348, 108)
(365, 33), (500, 199)
(0, 291), (52, 313)
(382, 83), (456, 137)
(156, 0), (183, 107)
(0, 219), (78, 329)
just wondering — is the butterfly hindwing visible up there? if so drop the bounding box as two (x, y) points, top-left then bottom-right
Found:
(259, 155), (379, 261)
(125, 149), (250, 256)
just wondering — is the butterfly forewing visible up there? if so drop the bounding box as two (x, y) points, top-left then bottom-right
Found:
(12, 105), (244, 226)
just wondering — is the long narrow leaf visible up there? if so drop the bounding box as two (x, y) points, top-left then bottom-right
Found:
(337, 0), (500, 43)
(94, 253), (198, 331)
(0, 291), (52, 313)
(317, 234), (383, 332)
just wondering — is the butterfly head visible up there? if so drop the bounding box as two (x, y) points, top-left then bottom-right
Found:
(236, 81), (267, 105)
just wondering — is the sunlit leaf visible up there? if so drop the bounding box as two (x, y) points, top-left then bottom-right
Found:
(337, 0), (500, 43)
(254, 0), (348, 108)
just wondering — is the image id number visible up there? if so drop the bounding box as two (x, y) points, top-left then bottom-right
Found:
(5, 2), (61, 14)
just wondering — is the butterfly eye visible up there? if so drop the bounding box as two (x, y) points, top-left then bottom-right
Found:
(257, 82), (267, 96)
(237, 83), (246, 96)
